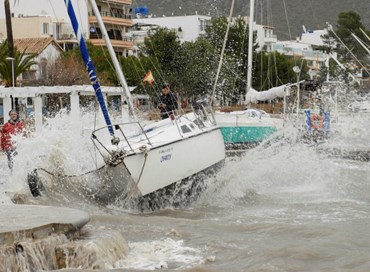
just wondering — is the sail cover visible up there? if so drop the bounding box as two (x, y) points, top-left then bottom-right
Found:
(245, 85), (286, 104)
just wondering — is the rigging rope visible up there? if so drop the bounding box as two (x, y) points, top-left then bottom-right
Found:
(210, 0), (236, 105)
(282, 0), (292, 40)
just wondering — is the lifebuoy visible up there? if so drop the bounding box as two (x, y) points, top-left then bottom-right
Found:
(310, 114), (323, 129)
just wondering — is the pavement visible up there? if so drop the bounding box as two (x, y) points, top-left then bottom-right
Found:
(0, 204), (90, 245)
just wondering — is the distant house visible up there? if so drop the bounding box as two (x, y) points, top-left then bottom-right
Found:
(14, 37), (64, 82)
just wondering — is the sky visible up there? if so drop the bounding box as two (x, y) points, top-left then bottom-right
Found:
(0, 0), (78, 20)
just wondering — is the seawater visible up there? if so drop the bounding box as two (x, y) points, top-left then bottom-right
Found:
(1, 110), (370, 271)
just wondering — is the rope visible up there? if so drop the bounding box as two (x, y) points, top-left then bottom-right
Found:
(282, 0), (292, 40)
(33, 164), (106, 178)
(136, 145), (148, 186)
(211, 0), (236, 105)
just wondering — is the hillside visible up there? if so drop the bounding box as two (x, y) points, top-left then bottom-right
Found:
(132, 0), (370, 40)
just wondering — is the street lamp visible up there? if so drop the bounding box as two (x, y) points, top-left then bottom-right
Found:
(6, 57), (15, 109)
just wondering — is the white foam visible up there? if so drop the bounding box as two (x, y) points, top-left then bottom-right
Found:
(115, 238), (207, 270)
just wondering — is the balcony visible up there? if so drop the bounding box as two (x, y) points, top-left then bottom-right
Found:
(55, 32), (75, 40)
(264, 34), (277, 43)
(89, 38), (133, 50)
(88, 12), (132, 27)
(100, 0), (132, 5)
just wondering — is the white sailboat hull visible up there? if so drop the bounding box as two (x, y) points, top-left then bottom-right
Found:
(86, 112), (226, 204)
(124, 128), (224, 196)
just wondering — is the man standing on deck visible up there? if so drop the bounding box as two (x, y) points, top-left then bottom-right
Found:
(158, 83), (178, 120)
(1, 110), (26, 170)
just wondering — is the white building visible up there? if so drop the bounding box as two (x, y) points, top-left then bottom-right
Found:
(272, 27), (335, 80)
(273, 40), (328, 79)
(132, 15), (211, 43)
(301, 28), (329, 46)
(129, 14), (277, 56)
(236, 16), (277, 52)
(252, 22), (277, 52)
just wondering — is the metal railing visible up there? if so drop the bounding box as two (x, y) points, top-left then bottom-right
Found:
(88, 11), (132, 20)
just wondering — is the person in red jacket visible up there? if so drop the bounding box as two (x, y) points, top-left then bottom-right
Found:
(1, 110), (26, 170)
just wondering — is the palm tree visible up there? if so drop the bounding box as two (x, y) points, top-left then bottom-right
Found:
(0, 41), (37, 87)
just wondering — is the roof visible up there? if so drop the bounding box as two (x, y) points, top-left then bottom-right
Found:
(13, 37), (63, 55)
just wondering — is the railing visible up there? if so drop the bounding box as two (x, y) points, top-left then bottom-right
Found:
(89, 33), (133, 42)
(92, 121), (152, 159)
(88, 11), (132, 20)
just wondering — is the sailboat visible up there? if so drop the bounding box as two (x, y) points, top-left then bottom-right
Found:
(213, 0), (284, 148)
(29, 0), (226, 207)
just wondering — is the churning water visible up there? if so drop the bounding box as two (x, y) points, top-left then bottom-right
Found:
(1, 108), (370, 271)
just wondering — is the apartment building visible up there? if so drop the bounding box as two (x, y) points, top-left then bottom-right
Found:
(87, 0), (133, 55)
(0, 15), (54, 40)
(0, 0), (134, 55)
(131, 15), (277, 54)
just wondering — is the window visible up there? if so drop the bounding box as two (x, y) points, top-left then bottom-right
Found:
(43, 23), (49, 34)
(181, 125), (192, 133)
(199, 19), (205, 32)
(40, 58), (48, 79)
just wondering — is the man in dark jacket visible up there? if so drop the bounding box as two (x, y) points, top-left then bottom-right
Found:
(158, 83), (178, 119)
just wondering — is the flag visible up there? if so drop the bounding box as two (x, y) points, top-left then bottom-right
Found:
(143, 70), (154, 85)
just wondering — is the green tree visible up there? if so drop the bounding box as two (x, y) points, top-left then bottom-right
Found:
(254, 52), (309, 91)
(118, 54), (160, 96)
(142, 27), (182, 84)
(0, 41), (37, 87)
(61, 42), (115, 85)
(204, 16), (252, 103)
(331, 11), (370, 62)
(176, 38), (218, 97)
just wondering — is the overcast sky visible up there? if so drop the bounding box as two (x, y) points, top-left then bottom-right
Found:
(0, 0), (79, 20)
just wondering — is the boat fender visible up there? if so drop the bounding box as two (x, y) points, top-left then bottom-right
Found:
(27, 170), (45, 197)
(15, 243), (24, 254)
(310, 114), (323, 130)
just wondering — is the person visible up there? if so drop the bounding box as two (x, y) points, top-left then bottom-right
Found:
(158, 83), (178, 119)
(1, 110), (26, 170)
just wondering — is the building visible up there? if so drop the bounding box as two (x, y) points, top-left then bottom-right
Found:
(236, 16), (277, 52)
(87, 0), (133, 55)
(132, 14), (210, 44)
(129, 14), (277, 56)
(252, 22), (277, 52)
(0, 15), (54, 39)
(0, 0), (134, 55)
(301, 28), (329, 46)
(14, 37), (64, 81)
(273, 40), (328, 79)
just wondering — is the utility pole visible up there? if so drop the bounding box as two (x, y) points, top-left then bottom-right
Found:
(4, 0), (15, 60)
(4, 0), (16, 110)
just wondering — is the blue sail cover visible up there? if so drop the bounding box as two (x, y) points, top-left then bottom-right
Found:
(323, 111), (330, 138)
(64, 0), (114, 135)
(134, 6), (149, 16)
(304, 109), (312, 134)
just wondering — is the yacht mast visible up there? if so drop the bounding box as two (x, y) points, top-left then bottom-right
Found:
(88, 0), (136, 119)
(64, 0), (115, 136)
(245, 0), (255, 100)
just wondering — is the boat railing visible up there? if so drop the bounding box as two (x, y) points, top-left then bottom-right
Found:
(191, 99), (217, 128)
(91, 121), (152, 158)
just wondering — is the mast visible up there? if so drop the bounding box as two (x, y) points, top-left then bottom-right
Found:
(245, 0), (255, 100)
(88, 0), (136, 119)
(64, 0), (114, 136)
